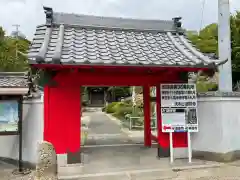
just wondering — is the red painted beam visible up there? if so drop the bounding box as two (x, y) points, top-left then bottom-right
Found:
(53, 70), (184, 86)
(143, 85), (151, 147)
(31, 63), (209, 73)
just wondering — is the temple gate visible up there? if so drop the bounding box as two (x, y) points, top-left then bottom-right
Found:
(27, 7), (226, 164)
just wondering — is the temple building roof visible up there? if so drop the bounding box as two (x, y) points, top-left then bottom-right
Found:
(28, 7), (226, 69)
(0, 72), (29, 95)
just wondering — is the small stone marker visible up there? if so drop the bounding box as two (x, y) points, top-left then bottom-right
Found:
(34, 141), (58, 180)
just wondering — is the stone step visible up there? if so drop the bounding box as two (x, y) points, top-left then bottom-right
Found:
(58, 168), (176, 180)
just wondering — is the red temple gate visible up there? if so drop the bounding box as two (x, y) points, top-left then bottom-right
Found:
(28, 7), (225, 163)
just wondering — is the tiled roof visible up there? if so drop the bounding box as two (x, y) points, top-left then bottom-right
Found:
(0, 72), (28, 88)
(28, 7), (227, 68)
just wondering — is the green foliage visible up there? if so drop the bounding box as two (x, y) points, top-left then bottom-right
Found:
(197, 82), (218, 92)
(0, 26), (30, 72)
(0, 27), (5, 41)
(188, 23), (218, 54)
(107, 87), (130, 98)
(230, 12), (240, 71)
(105, 101), (142, 120)
(105, 102), (118, 113)
(112, 102), (131, 112)
(113, 106), (132, 119)
(187, 11), (240, 73)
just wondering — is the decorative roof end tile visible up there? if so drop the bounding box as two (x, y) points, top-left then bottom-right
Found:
(172, 17), (182, 28)
(43, 6), (53, 26)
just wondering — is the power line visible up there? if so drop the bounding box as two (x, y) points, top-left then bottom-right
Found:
(199, 0), (206, 33)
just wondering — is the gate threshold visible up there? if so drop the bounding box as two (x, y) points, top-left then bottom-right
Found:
(83, 142), (158, 148)
(58, 163), (222, 179)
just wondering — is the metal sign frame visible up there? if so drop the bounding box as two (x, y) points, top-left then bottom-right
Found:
(160, 83), (198, 164)
(160, 83), (198, 133)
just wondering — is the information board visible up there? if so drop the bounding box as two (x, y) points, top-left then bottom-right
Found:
(0, 100), (19, 133)
(160, 84), (198, 133)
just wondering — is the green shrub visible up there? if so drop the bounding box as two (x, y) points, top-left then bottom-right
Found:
(106, 101), (143, 120)
(124, 99), (132, 105)
(112, 102), (131, 112)
(105, 102), (118, 113)
(115, 106), (132, 118)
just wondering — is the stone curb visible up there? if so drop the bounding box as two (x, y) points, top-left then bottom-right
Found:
(58, 162), (224, 179)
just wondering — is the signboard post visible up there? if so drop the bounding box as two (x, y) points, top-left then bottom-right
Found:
(169, 132), (174, 163)
(160, 84), (198, 163)
(188, 131), (192, 163)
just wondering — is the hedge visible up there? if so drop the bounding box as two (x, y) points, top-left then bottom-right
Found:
(104, 101), (143, 120)
(105, 102), (118, 113)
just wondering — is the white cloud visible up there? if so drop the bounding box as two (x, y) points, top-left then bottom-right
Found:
(0, 0), (239, 39)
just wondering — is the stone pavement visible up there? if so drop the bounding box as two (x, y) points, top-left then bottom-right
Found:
(2, 163), (240, 180)
(84, 111), (133, 145)
(86, 111), (122, 134)
(173, 165), (240, 179)
(73, 144), (224, 179)
(2, 110), (240, 179)
(105, 113), (156, 138)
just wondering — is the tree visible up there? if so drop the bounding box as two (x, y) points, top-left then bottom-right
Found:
(230, 12), (240, 71)
(107, 86), (130, 100)
(0, 26), (30, 72)
(188, 23), (218, 54)
(188, 11), (240, 90)
(0, 27), (4, 41)
(188, 11), (240, 73)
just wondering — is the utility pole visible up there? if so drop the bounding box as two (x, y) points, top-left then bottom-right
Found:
(12, 24), (20, 60)
(218, 0), (232, 92)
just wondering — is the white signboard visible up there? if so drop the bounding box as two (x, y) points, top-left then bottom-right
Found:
(0, 101), (19, 133)
(160, 84), (198, 133)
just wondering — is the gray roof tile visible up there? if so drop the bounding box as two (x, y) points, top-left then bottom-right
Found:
(0, 72), (28, 88)
(28, 7), (227, 68)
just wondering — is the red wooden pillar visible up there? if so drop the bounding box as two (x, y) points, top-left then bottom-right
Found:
(156, 85), (170, 148)
(44, 86), (81, 155)
(43, 85), (50, 142)
(143, 85), (151, 147)
(156, 84), (170, 157)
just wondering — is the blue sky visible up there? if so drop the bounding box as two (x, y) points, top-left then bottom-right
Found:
(0, 0), (239, 40)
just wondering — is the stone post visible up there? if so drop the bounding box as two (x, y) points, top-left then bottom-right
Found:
(34, 141), (58, 179)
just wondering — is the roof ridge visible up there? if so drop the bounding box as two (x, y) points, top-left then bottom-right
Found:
(54, 11), (174, 24)
(43, 6), (181, 32)
(0, 72), (28, 76)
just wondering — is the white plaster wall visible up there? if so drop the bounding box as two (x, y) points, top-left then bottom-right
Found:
(192, 97), (240, 153)
(0, 97), (44, 164)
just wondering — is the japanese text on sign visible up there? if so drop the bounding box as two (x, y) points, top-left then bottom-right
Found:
(160, 84), (198, 133)
(161, 84), (197, 108)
